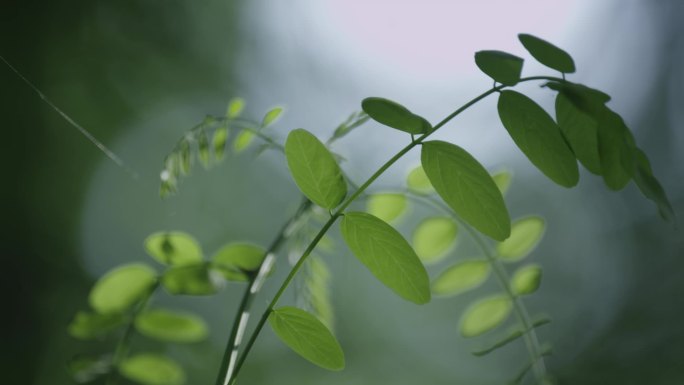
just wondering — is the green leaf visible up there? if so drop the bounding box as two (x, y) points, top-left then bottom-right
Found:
(518, 33), (575, 73)
(285, 129), (347, 209)
(340, 212), (431, 304)
(197, 129), (210, 168)
(179, 139), (192, 175)
(262, 107), (283, 127)
(89, 264), (157, 314)
(226, 97), (245, 119)
(361, 97), (431, 135)
(511, 264), (543, 296)
(135, 308), (208, 343)
(211, 242), (267, 281)
(497, 216), (545, 262)
(460, 295), (512, 337)
(68, 311), (126, 340)
(269, 306), (345, 371)
(555, 93), (601, 174)
(633, 148), (675, 221)
(431, 259), (490, 297)
(68, 355), (112, 383)
(233, 130), (255, 153)
(212, 126), (229, 161)
(119, 354), (185, 385)
(596, 109), (635, 190)
(421, 141), (510, 241)
(474, 50), (524, 86)
(144, 232), (203, 266)
(545, 81), (610, 117)
(497, 90), (579, 187)
(406, 164), (434, 194)
(412, 217), (458, 263)
(161, 264), (219, 296)
(491, 170), (512, 196)
(366, 193), (408, 224)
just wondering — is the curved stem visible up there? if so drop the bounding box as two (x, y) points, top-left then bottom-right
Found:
(229, 75), (564, 383)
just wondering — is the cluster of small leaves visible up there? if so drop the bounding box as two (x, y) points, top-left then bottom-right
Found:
(159, 98), (284, 197)
(67, 232), (277, 385)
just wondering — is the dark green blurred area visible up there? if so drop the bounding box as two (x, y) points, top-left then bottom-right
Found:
(2, 1), (684, 384)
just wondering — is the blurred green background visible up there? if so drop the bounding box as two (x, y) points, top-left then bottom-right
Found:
(2, 1), (683, 384)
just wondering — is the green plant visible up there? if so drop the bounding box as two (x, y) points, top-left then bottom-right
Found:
(66, 34), (672, 385)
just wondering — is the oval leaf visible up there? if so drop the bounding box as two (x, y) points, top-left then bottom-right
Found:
(497, 90), (579, 187)
(474, 50), (524, 86)
(633, 148), (675, 221)
(461, 296), (512, 337)
(212, 242), (267, 281)
(432, 259), (490, 297)
(144, 232), (202, 266)
(226, 97), (245, 119)
(161, 264), (220, 295)
(269, 306), (345, 371)
(555, 93), (601, 174)
(68, 311), (126, 340)
(285, 129), (347, 209)
(89, 264), (157, 314)
(361, 97), (431, 135)
(491, 170), (512, 196)
(511, 264), (542, 296)
(412, 217), (458, 263)
(340, 212), (430, 304)
(366, 193), (408, 224)
(497, 216), (545, 262)
(135, 308), (208, 343)
(421, 141), (510, 241)
(233, 130), (255, 153)
(596, 108), (635, 190)
(518, 33), (575, 73)
(406, 164), (434, 194)
(262, 107), (283, 127)
(213, 126), (229, 160)
(119, 354), (185, 385)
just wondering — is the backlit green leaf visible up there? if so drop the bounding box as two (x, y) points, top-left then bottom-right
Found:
(212, 242), (266, 281)
(412, 217), (458, 263)
(285, 129), (347, 209)
(518, 33), (575, 73)
(497, 90), (579, 187)
(89, 264), (157, 314)
(511, 264), (542, 296)
(68, 311), (126, 340)
(596, 109), (635, 190)
(269, 306), (345, 371)
(135, 308), (208, 343)
(161, 264), (219, 296)
(431, 259), (490, 297)
(555, 93), (601, 174)
(361, 97), (431, 135)
(340, 212), (430, 304)
(366, 193), (408, 224)
(491, 170), (512, 196)
(461, 296), (512, 337)
(226, 97), (245, 119)
(233, 130), (255, 153)
(197, 129), (210, 168)
(212, 126), (229, 160)
(262, 107), (283, 127)
(474, 50), (524, 86)
(497, 216), (545, 262)
(633, 148), (675, 221)
(179, 139), (192, 175)
(406, 165), (434, 194)
(119, 354), (185, 385)
(144, 232), (202, 266)
(421, 141), (510, 241)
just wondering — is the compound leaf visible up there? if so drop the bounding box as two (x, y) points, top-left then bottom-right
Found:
(119, 354), (185, 385)
(421, 141), (510, 241)
(518, 33), (575, 73)
(269, 306), (345, 371)
(461, 295), (512, 337)
(135, 308), (208, 343)
(161, 264), (219, 296)
(366, 193), (408, 224)
(474, 50), (524, 86)
(497, 90), (579, 187)
(89, 264), (157, 314)
(144, 232), (202, 267)
(412, 217), (458, 263)
(555, 93), (601, 174)
(511, 264), (543, 296)
(361, 97), (431, 135)
(340, 212), (430, 304)
(432, 259), (490, 297)
(497, 216), (545, 262)
(212, 242), (267, 281)
(285, 129), (347, 209)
